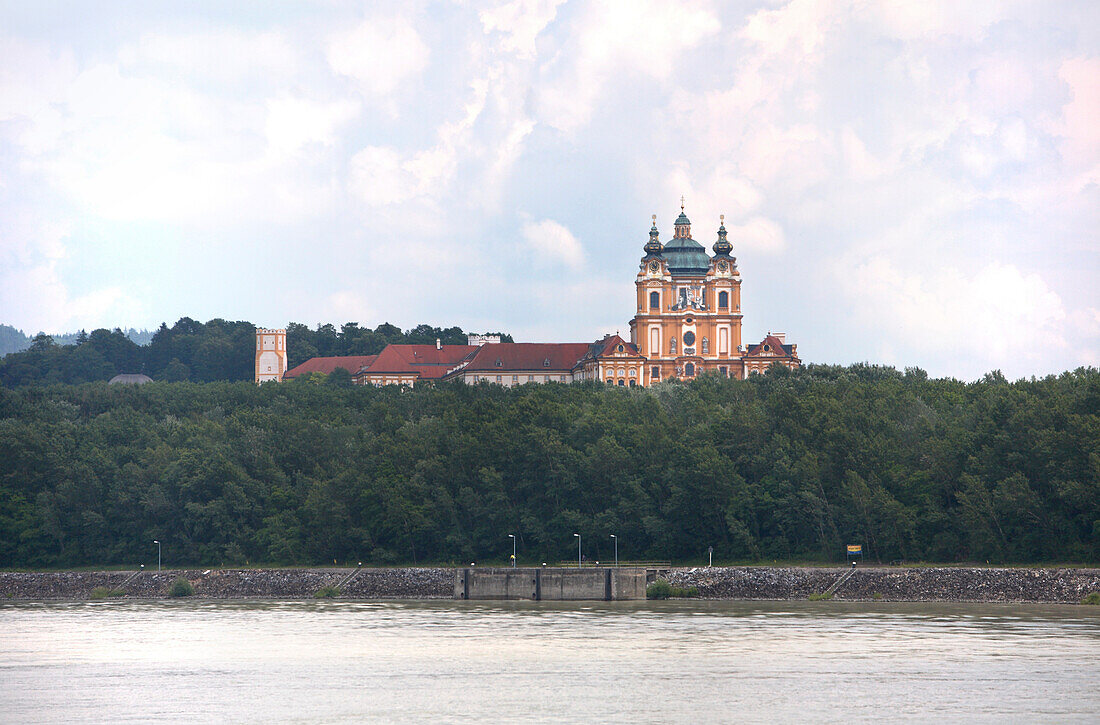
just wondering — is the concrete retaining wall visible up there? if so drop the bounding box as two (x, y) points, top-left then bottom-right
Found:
(455, 567), (647, 600)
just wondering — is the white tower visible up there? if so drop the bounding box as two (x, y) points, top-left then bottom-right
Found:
(255, 328), (287, 383)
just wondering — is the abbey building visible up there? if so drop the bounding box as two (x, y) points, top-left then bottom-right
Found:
(269, 203), (800, 386)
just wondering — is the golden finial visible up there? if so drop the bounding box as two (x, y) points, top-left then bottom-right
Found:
(680, 195), (685, 211)
(652, 214), (656, 225)
(720, 214), (724, 224)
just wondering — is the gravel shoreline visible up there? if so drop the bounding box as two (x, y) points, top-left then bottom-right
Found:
(1, 566), (1097, 603)
(666, 566), (1100, 603)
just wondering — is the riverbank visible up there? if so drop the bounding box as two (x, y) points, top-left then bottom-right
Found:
(1, 566), (1098, 603)
(667, 566), (1100, 603)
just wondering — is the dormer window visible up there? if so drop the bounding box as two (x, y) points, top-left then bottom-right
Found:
(543, 358), (551, 367)
(617, 344), (624, 352)
(495, 358), (503, 367)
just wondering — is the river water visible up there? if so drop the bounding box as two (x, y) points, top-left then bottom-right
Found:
(1, 599), (1097, 723)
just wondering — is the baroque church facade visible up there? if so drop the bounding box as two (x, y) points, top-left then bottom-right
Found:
(271, 203), (800, 386)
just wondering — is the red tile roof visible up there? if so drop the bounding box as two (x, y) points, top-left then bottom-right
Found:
(581, 334), (642, 361)
(458, 343), (592, 373)
(283, 355), (377, 379)
(743, 335), (797, 358)
(363, 345), (479, 379)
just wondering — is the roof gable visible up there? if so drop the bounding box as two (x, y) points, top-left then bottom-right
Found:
(743, 335), (797, 358)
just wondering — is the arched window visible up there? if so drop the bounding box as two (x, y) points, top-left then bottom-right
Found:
(718, 291), (728, 309)
(618, 379), (625, 386)
(670, 337), (677, 354)
(649, 291), (660, 309)
(702, 337), (709, 354)
(685, 362), (695, 377)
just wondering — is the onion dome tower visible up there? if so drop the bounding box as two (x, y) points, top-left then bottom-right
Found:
(712, 214), (733, 258)
(643, 215), (663, 259)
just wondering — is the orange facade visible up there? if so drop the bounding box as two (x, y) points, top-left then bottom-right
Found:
(627, 207), (799, 385)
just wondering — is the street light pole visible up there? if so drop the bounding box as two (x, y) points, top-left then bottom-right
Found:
(153, 540), (161, 572)
(573, 533), (581, 567)
(610, 534), (617, 568)
(508, 534), (516, 567)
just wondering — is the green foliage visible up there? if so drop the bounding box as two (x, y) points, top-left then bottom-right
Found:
(647, 580), (673, 599)
(0, 365), (1095, 568)
(89, 587), (125, 599)
(646, 580), (699, 599)
(314, 585), (340, 598)
(872, 592), (883, 601)
(168, 577), (194, 597)
(808, 592), (833, 601)
(1081, 592), (1100, 605)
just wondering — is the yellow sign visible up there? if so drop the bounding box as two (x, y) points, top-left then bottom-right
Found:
(846, 545), (862, 554)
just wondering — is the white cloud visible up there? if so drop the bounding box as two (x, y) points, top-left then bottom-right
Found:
(323, 290), (377, 325)
(118, 30), (301, 85)
(265, 95), (359, 156)
(727, 217), (786, 255)
(348, 145), (432, 206)
(522, 218), (584, 268)
(0, 213), (145, 332)
(847, 258), (1096, 377)
(536, 0), (720, 132)
(1054, 56), (1100, 184)
(326, 16), (430, 96)
(479, 0), (566, 58)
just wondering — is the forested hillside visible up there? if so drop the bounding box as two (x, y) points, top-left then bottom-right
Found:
(0, 365), (1096, 569)
(0, 319), (512, 386)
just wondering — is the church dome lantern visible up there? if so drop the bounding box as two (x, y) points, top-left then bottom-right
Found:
(662, 199), (711, 276)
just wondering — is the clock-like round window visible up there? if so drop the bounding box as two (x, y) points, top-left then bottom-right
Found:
(649, 261), (660, 272)
(718, 261), (728, 271)
(683, 331), (696, 346)
(684, 317), (694, 325)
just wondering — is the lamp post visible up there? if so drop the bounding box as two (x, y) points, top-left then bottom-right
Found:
(153, 540), (161, 572)
(508, 534), (516, 567)
(610, 534), (618, 568)
(574, 533), (581, 567)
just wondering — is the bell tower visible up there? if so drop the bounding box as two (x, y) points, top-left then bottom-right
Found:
(255, 327), (287, 383)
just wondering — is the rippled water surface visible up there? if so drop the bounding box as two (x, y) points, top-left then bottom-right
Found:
(1, 599), (1098, 723)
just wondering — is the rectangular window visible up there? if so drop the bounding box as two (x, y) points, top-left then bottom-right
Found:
(496, 375), (502, 383)
(560, 375), (566, 381)
(512, 375), (518, 383)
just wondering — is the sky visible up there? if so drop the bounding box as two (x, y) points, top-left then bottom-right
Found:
(0, 0), (1097, 380)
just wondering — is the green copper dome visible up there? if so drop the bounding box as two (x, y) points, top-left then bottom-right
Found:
(663, 235), (711, 275)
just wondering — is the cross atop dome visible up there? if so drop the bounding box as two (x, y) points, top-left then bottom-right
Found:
(673, 198), (691, 239)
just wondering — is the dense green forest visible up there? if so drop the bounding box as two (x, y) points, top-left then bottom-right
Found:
(0, 319), (513, 387)
(1, 365), (1096, 569)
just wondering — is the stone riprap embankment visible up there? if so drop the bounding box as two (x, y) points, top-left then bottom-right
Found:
(0, 568), (452, 601)
(665, 566), (1100, 603)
